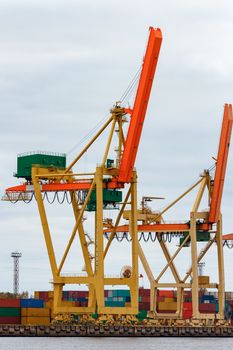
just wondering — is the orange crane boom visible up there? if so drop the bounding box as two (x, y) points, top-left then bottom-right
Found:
(209, 104), (233, 223)
(118, 27), (162, 183)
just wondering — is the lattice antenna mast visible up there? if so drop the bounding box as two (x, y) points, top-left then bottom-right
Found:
(198, 262), (205, 276)
(11, 251), (22, 296)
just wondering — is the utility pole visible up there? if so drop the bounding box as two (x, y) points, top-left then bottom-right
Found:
(11, 251), (22, 297)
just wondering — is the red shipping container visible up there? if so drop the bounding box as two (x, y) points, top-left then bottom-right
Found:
(39, 292), (49, 301)
(78, 291), (88, 298)
(183, 311), (192, 319)
(156, 296), (165, 302)
(158, 290), (174, 298)
(141, 296), (150, 303)
(139, 289), (150, 297)
(199, 303), (216, 313)
(183, 302), (192, 311)
(0, 299), (20, 308)
(104, 290), (109, 297)
(0, 316), (21, 324)
(139, 302), (150, 311)
(184, 291), (192, 298)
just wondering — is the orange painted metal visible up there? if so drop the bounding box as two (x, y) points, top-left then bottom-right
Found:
(6, 180), (124, 193)
(104, 222), (211, 233)
(222, 233), (233, 241)
(118, 27), (162, 183)
(209, 104), (233, 223)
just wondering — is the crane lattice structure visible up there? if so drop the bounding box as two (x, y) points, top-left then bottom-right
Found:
(11, 251), (22, 297)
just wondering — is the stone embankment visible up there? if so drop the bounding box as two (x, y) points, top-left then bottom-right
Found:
(1, 324), (233, 337)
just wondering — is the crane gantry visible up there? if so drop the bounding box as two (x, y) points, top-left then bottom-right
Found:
(4, 27), (162, 317)
(3, 26), (233, 326)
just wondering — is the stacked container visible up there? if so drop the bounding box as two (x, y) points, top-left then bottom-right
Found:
(139, 288), (150, 311)
(0, 299), (21, 324)
(21, 299), (50, 325)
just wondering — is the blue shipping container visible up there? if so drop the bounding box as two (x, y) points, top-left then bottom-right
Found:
(20, 299), (44, 308)
(201, 295), (216, 303)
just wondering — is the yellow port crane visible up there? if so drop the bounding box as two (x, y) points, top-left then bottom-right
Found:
(105, 103), (233, 324)
(4, 27), (163, 317)
(3, 26), (233, 326)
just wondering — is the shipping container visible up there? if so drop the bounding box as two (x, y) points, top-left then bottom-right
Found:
(45, 300), (53, 309)
(200, 295), (216, 303)
(199, 303), (216, 313)
(139, 302), (150, 311)
(108, 290), (113, 298)
(156, 296), (165, 302)
(105, 301), (125, 307)
(183, 310), (192, 319)
(158, 290), (174, 298)
(0, 316), (21, 324)
(21, 308), (50, 317)
(21, 316), (50, 325)
(157, 302), (177, 311)
(20, 299), (44, 308)
(0, 307), (21, 317)
(60, 301), (76, 307)
(183, 302), (192, 311)
(139, 288), (150, 297)
(0, 299), (20, 308)
(164, 298), (175, 303)
(34, 291), (40, 299)
(141, 296), (150, 303)
(38, 292), (49, 301)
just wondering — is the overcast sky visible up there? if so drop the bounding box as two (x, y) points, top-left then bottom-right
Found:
(0, 0), (233, 295)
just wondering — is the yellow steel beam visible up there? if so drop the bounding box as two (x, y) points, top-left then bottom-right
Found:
(104, 277), (131, 285)
(130, 171), (139, 312)
(154, 283), (191, 288)
(151, 178), (203, 222)
(65, 115), (113, 174)
(54, 276), (95, 284)
(190, 213), (199, 319)
(101, 117), (117, 167)
(32, 167), (58, 277)
(94, 167), (105, 309)
(192, 176), (207, 212)
(216, 215), (225, 319)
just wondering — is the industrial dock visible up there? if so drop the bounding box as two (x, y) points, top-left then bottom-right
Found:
(1, 25), (233, 337)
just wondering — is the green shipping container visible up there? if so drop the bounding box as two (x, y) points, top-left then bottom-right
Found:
(0, 307), (21, 317)
(15, 152), (66, 180)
